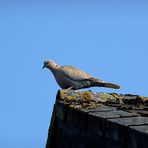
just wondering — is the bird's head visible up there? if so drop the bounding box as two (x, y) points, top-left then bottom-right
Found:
(42, 60), (58, 70)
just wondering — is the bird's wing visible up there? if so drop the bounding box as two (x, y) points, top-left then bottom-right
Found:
(59, 66), (92, 81)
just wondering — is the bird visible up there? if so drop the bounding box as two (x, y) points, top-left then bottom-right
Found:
(42, 60), (120, 90)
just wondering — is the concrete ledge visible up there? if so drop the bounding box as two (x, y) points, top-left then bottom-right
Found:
(46, 90), (148, 148)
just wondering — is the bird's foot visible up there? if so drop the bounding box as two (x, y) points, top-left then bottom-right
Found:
(66, 87), (74, 91)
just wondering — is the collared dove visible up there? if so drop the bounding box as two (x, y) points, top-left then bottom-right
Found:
(43, 60), (120, 90)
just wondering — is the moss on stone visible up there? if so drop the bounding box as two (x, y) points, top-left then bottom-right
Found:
(79, 91), (93, 102)
(98, 93), (117, 103)
(60, 90), (66, 100)
(58, 89), (148, 117)
(60, 90), (93, 102)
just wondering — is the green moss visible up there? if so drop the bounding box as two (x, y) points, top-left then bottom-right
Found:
(60, 90), (77, 101)
(60, 90), (66, 100)
(60, 90), (123, 104)
(98, 93), (116, 103)
(65, 95), (77, 101)
(59, 90), (94, 103)
(79, 91), (93, 102)
(109, 93), (124, 104)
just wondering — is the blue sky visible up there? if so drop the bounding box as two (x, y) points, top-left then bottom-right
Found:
(0, 0), (148, 147)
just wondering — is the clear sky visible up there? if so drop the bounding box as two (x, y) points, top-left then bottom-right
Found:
(0, 0), (148, 147)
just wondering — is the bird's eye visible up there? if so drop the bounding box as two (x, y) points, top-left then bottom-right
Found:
(44, 61), (48, 66)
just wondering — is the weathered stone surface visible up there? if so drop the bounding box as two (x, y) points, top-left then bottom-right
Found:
(56, 102), (67, 120)
(56, 119), (86, 148)
(66, 106), (87, 130)
(84, 133), (103, 148)
(81, 105), (117, 113)
(58, 90), (148, 116)
(108, 117), (148, 127)
(87, 110), (138, 136)
(105, 117), (148, 144)
(55, 118), (103, 148)
(128, 125), (148, 148)
(104, 138), (125, 148)
(90, 110), (138, 120)
(46, 90), (148, 148)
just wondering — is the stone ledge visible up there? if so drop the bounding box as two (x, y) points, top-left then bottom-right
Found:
(46, 90), (148, 148)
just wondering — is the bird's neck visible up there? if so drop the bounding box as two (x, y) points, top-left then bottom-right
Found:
(47, 65), (59, 72)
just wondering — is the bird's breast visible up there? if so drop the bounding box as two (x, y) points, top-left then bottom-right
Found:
(53, 72), (76, 89)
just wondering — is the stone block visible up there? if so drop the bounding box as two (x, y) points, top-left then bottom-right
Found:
(88, 110), (137, 136)
(128, 125), (148, 148)
(56, 102), (67, 121)
(105, 117), (148, 144)
(66, 106), (87, 130)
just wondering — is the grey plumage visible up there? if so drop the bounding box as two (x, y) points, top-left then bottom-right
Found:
(43, 60), (120, 90)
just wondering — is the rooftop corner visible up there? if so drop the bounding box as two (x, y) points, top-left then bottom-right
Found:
(46, 90), (148, 148)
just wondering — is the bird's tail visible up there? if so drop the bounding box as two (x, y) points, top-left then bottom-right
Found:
(89, 78), (120, 89)
(102, 82), (120, 89)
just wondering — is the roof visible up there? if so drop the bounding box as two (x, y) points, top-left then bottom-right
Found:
(46, 90), (148, 148)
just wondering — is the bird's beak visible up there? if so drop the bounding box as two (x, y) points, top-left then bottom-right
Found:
(42, 65), (46, 69)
